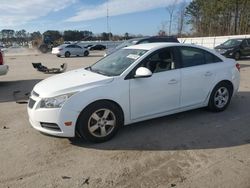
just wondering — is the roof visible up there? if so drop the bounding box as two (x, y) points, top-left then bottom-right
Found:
(124, 42), (190, 50)
(124, 43), (225, 60)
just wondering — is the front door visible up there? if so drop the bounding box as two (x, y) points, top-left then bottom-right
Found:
(129, 47), (181, 120)
(241, 39), (250, 56)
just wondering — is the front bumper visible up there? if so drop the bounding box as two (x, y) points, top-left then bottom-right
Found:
(27, 95), (79, 137)
(216, 49), (235, 58)
(0, 65), (8, 75)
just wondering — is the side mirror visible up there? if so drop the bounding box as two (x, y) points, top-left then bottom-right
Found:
(134, 67), (152, 78)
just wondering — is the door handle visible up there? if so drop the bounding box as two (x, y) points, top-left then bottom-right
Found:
(204, 72), (213, 76)
(168, 79), (178, 84)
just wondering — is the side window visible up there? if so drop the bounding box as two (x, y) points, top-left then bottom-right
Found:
(142, 48), (175, 73)
(180, 47), (205, 68)
(180, 47), (221, 68)
(75, 45), (82, 49)
(66, 45), (74, 48)
(241, 40), (248, 47)
(205, 51), (222, 63)
(246, 39), (250, 46)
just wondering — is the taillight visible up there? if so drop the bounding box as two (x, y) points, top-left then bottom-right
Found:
(0, 51), (3, 65)
(236, 63), (240, 72)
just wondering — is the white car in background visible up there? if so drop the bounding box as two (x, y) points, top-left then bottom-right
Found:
(52, 44), (89, 58)
(0, 50), (8, 76)
(28, 43), (240, 143)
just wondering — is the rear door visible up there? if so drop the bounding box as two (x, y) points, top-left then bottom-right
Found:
(177, 46), (223, 107)
(75, 45), (84, 55)
(66, 45), (76, 55)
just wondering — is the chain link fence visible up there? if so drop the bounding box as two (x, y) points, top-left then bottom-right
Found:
(178, 34), (250, 49)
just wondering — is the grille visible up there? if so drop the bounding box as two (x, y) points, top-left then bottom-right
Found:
(28, 98), (36, 109)
(41, 122), (61, 131)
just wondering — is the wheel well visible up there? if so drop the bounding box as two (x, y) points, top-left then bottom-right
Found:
(215, 80), (234, 93)
(76, 99), (124, 132)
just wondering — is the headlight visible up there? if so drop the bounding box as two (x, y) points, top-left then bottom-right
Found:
(40, 92), (76, 108)
(217, 48), (234, 54)
(216, 49), (227, 54)
(225, 48), (234, 51)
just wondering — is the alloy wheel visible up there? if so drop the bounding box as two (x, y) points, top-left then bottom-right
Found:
(214, 87), (229, 108)
(87, 108), (116, 138)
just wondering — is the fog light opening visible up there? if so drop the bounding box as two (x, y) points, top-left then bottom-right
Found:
(64, 121), (72, 126)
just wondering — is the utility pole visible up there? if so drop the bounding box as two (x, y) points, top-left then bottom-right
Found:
(106, 0), (111, 41)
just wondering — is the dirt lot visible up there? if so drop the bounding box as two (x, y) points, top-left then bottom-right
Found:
(0, 50), (250, 188)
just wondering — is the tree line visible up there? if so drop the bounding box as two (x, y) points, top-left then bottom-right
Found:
(185, 0), (250, 36)
(0, 29), (140, 46)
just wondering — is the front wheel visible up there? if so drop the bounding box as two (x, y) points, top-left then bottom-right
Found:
(76, 101), (123, 143)
(234, 52), (241, 60)
(208, 82), (232, 112)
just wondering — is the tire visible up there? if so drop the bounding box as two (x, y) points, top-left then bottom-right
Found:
(76, 101), (123, 143)
(84, 51), (89, 57)
(39, 44), (48, 53)
(57, 54), (61, 57)
(234, 51), (240, 60)
(208, 82), (233, 112)
(65, 51), (70, 58)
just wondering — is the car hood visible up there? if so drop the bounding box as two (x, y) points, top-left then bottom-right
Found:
(33, 68), (113, 97)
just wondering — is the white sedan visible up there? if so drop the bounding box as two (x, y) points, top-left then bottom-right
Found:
(28, 43), (240, 143)
(52, 44), (89, 57)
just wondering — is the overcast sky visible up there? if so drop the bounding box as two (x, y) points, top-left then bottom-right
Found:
(0, 0), (190, 35)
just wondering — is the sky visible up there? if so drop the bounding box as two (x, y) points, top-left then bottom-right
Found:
(0, 0), (190, 36)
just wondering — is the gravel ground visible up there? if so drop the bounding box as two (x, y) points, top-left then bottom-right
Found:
(0, 49), (250, 188)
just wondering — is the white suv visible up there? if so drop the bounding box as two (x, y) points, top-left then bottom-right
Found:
(0, 50), (8, 76)
(28, 43), (240, 143)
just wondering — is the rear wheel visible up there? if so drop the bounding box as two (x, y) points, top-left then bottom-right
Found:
(76, 101), (123, 143)
(84, 51), (89, 57)
(208, 82), (233, 112)
(65, 51), (70, 58)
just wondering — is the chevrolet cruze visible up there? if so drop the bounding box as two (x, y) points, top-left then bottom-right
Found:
(28, 43), (240, 143)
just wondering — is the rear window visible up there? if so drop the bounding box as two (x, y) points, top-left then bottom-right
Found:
(139, 37), (179, 44)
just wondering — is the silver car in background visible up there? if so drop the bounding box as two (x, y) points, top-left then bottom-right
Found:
(52, 44), (89, 58)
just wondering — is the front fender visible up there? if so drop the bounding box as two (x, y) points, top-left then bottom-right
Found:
(62, 80), (131, 125)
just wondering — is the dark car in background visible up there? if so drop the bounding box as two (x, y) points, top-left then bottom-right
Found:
(89, 44), (106, 50)
(214, 38), (250, 60)
(105, 36), (179, 56)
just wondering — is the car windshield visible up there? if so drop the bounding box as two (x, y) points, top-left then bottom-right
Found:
(222, 39), (242, 46)
(89, 49), (147, 76)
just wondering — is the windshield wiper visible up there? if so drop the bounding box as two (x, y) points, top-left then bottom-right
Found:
(91, 69), (111, 76)
(85, 66), (111, 76)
